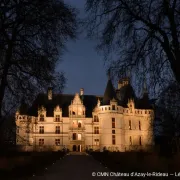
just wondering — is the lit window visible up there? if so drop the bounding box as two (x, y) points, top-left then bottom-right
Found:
(55, 126), (60, 134)
(112, 118), (115, 128)
(55, 115), (60, 122)
(55, 139), (60, 146)
(94, 139), (99, 145)
(39, 126), (44, 134)
(39, 139), (44, 146)
(112, 135), (116, 145)
(40, 114), (44, 122)
(78, 134), (82, 140)
(94, 127), (99, 134)
(129, 136), (132, 145)
(129, 120), (131, 130)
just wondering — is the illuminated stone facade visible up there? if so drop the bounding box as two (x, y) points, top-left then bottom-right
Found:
(15, 78), (154, 152)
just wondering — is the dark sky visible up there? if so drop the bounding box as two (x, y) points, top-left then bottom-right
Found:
(57, 0), (108, 96)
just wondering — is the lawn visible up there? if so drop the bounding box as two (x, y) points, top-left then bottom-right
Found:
(0, 150), (66, 179)
(90, 151), (180, 179)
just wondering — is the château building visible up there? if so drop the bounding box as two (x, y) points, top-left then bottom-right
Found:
(15, 76), (154, 152)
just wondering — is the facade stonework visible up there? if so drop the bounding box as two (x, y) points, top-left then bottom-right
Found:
(15, 78), (154, 152)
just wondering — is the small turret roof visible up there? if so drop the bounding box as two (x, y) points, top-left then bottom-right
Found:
(102, 79), (117, 105)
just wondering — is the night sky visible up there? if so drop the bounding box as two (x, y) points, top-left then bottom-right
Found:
(58, 0), (107, 96)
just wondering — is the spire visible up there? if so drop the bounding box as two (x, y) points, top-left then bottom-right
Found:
(107, 68), (111, 80)
(103, 77), (117, 105)
(143, 78), (148, 95)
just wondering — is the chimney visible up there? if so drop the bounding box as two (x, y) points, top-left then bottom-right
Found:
(118, 80), (123, 89)
(80, 88), (84, 95)
(48, 87), (52, 100)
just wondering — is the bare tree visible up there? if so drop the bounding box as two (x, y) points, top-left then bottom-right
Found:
(84, 0), (180, 96)
(0, 0), (78, 120)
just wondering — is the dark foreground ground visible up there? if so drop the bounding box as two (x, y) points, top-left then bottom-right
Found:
(90, 151), (180, 179)
(1, 151), (180, 180)
(0, 151), (66, 180)
(26, 152), (121, 180)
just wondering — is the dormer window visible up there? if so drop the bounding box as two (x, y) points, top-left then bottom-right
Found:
(94, 115), (99, 122)
(112, 105), (115, 110)
(40, 114), (44, 122)
(55, 115), (60, 122)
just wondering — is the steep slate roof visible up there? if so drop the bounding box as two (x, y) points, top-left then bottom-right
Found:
(116, 84), (136, 107)
(19, 99), (29, 114)
(137, 93), (152, 109)
(102, 79), (117, 105)
(27, 94), (103, 117)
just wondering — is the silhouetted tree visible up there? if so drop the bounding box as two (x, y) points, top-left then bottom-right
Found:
(85, 0), (180, 94)
(0, 0), (78, 120)
(154, 82), (180, 154)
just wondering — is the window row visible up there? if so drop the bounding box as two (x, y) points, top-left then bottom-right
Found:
(72, 121), (82, 128)
(129, 136), (142, 146)
(39, 115), (61, 122)
(129, 120), (141, 130)
(39, 126), (60, 134)
(69, 111), (85, 115)
(39, 139), (61, 146)
(101, 105), (117, 111)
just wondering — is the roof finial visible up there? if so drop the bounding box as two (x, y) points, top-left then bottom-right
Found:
(143, 77), (148, 94)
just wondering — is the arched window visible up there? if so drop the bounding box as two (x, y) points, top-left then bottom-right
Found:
(78, 122), (81, 128)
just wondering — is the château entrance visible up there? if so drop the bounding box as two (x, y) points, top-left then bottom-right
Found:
(73, 145), (77, 151)
(72, 145), (81, 152)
